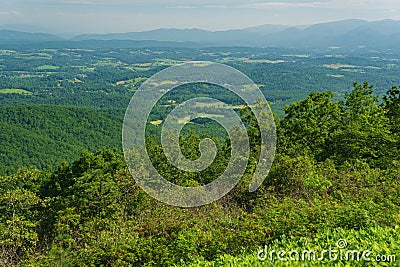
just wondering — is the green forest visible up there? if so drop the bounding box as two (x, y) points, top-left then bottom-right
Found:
(1, 81), (399, 266)
(2, 46), (400, 176)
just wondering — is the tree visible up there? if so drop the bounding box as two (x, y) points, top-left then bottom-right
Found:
(328, 82), (395, 165)
(0, 169), (43, 266)
(279, 91), (340, 161)
(383, 86), (400, 132)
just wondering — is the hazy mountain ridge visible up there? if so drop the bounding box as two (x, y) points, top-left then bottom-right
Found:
(1, 19), (400, 50)
(0, 30), (63, 43)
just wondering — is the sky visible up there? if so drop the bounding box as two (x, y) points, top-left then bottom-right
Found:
(0, 0), (399, 34)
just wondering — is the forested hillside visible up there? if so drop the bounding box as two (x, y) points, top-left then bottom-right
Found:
(1, 83), (399, 266)
(0, 105), (122, 175)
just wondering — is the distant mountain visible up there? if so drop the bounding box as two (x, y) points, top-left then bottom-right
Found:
(70, 19), (400, 50)
(1, 19), (400, 51)
(0, 30), (63, 43)
(0, 24), (53, 34)
(72, 28), (261, 46)
(244, 24), (290, 35)
(260, 19), (400, 50)
(33, 39), (202, 49)
(303, 19), (368, 36)
(261, 21), (371, 48)
(71, 25), (290, 43)
(360, 19), (400, 35)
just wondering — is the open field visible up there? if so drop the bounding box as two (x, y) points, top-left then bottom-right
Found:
(0, 88), (33, 95)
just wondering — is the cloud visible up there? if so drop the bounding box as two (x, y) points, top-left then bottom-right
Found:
(165, 1), (326, 10)
(14, 0), (400, 11)
(243, 1), (325, 8)
(168, 4), (230, 9)
(32, 0), (109, 6)
(240, 0), (400, 10)
(167, 5), (198, 9)
(327, 0), (400, 9)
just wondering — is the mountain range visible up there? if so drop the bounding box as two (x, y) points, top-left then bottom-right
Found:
(1, 19), (400, 51)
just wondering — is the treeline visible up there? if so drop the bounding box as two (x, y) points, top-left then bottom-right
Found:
(0, 83), (399, 266)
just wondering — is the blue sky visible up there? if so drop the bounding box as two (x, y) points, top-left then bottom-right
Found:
(1, 0), (399, 33)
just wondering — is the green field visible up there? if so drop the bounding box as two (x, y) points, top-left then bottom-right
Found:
(36, 65), (60, 70)
(0, 88), (33, 95)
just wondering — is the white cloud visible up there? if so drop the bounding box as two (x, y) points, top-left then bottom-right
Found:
(167, 5), (198, 9)
(168, 4), (231, 9)
(12, 0), (400, 10)
(303, 0), (400, 10)
(240, 0), (400, 10)
(243, 1), (325, 8)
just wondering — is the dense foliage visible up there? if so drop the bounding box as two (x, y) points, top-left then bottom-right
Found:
(0, 105), (122, 175)
(1, 83), (399, 266)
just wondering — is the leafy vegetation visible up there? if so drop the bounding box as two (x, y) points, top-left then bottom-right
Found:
(187, 226), (400, 266)
(0, 105), (122, 175)
(1, 81), (399, 266)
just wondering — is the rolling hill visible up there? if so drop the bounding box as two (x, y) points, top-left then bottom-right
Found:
(0, 105), (122, 175)
(0, 30), (63, 43)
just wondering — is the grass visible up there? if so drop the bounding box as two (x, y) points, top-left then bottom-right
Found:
(93, 60), (115, 67)
(178, 116), (191, 124)
(72, 66), (95, 72)
(134, 78), (148, 84)
(0, 89), (33, 95)
(194, 102), (245, 110)
(116, 81), (127, 85)
(323, 64), (358, 69)
(197, 113), (225, 119)
(195, 102), (225, 108)
(70, 78), (83, 83)
(36, 65), (60, 71)
(133, 67), (151, 71)
(150, 120), (163, 126)
(154, 58), (183, 66)
(218, 58), (286, 64)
